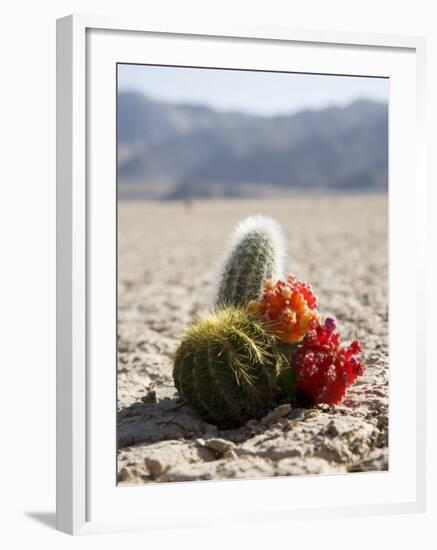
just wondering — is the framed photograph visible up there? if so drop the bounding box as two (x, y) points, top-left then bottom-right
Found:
(56, 14), (427, 535)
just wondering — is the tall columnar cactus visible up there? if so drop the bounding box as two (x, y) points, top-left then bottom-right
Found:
(215, 215), (286, 308)
(173, 307), (284, 428)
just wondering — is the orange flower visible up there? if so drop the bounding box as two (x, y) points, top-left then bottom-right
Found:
(248, 275), (320, 343)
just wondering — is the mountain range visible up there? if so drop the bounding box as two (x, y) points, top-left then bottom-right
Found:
(117, 91), (388, 200)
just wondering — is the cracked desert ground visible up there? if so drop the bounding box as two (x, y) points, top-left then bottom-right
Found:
(117, 194), (388, 484)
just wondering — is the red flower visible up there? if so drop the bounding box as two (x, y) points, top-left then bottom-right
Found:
(292, 317), (365, 406)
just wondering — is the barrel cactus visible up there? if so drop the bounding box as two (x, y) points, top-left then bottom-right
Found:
(215, 215), (286, 308)
(173, 307), (284, 428)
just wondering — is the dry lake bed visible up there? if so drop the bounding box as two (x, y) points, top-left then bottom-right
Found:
(117, 194), (388, 484)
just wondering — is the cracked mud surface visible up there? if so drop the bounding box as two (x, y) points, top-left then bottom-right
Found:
(117, 195), (388, 484)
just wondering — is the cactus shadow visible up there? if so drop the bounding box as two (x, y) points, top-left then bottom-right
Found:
(117, 396), (217, 449)
(117, 392), (311, 451)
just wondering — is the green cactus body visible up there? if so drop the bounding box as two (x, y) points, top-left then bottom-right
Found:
(173, 307), (284, 428)
(215, 215), (285, 308)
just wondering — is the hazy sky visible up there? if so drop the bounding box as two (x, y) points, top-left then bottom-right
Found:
(118, 63), (388, 116)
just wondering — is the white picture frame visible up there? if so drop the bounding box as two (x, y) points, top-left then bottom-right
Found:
(56, 14), (427, 535)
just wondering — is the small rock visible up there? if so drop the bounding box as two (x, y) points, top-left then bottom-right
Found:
(223, 449), (238, 460)
(161, 456), (275, 482)
(117, 468), (130, 483)
(144, 440), (215, 480)
(201, 438), (236, 455)
(261, 404), (292, 425)
(146, 457), (166, 479)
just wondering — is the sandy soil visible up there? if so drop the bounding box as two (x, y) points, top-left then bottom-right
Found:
(117, 195), (388, 484)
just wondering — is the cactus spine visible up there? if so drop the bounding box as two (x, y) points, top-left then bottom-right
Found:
(215, 215), (285, 308)
(173, 307), (284, 428)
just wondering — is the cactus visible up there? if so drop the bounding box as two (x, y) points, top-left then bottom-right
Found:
(214, 215), (286, 308)
(173, 307), (284, 428)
